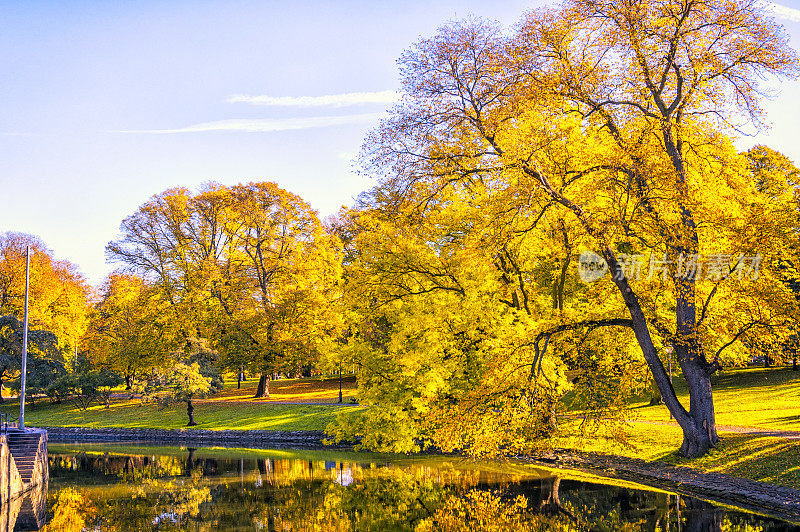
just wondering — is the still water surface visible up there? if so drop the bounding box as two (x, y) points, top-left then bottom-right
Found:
(24, 443), (798, 530)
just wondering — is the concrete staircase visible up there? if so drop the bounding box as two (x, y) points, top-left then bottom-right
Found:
(6, 431), (42, 486)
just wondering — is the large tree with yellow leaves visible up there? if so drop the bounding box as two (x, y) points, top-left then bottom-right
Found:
(347, 0), (799, 457)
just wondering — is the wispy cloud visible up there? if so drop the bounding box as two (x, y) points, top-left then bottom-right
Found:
(226, 90), (399, 108)
(118, 113), (384, 134)
(764, 2), (800, 22)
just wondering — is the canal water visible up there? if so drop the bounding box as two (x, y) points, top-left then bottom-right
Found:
(17, 443), (799, 530)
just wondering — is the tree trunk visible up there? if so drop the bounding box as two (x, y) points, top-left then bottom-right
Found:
(186, 448), (196, 473)
(125, 374), (132, 390)
(649, 377), (663, 406)
(683, 497), (722, 532)
(604, 251), (718, 458)
(676, 355), (719, 457)
(186, 399), (197, 426)
(254, 373), (270, 398)
(0, 378), (4, 404)
(793, 357), (798, 371)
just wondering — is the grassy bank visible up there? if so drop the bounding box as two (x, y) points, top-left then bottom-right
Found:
(1, 375), (358, 431)
(557, 366), (800, 489)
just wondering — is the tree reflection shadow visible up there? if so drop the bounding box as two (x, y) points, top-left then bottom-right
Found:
(39, 449), (786, 531)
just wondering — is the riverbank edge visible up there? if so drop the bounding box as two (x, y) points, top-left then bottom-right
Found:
(38, 426), (353, 449)
(523, 449), (800, 524)
(39, 426), (800, 524)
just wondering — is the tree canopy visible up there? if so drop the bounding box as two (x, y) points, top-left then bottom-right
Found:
(0, 233), (90, 360)
(107, 182), (343, 396)
(328, 0), (800, 457)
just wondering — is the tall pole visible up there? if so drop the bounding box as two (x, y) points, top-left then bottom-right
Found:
(19, 246), (30, 431)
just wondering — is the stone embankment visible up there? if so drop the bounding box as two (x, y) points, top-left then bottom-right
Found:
(41, 426), (346, 449)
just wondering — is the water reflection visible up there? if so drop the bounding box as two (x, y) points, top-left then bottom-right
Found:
(34, 444), (797, 531)
(0, 479), (47, 532)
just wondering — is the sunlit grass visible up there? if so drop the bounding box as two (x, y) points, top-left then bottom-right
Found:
(0, 375), (360, 431)
(212, 374), (357, 403)
(557, 366), (800, 489)
(627, 367), (800, 431)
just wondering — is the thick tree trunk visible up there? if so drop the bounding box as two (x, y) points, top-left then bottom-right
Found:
(186, 399), (197, 426)
(673, 249), (719, 456)
(604, 250), (718, 458)
(794, 357), (798, 371)
(677, 355), (718, 457)
(125, 374), (132, 390)
(0, 378), (4, 404)
(254, 374), (270, 398)
(665, 121), (718, 457)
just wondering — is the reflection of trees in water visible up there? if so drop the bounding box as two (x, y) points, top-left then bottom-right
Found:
(44, 451), (779, 531)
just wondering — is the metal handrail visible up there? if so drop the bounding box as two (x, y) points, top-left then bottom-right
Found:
(0, 412), (17, 433)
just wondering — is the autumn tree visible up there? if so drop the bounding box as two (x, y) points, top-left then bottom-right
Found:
(107, 183), (342, 398)
(745, 145), (800, 368)
(86, 274), (178, 388)
(0, 233), (91, 366)
(165, 362), (218, 426)
(350, 0), (799, 457)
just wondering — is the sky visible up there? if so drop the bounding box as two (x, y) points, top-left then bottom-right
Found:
(1, 0), (799, 286)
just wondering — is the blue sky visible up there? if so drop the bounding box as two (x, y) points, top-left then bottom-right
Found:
(1, 0), (799, 286)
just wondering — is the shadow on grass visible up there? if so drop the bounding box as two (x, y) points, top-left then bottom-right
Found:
(655, 434), (800, 488)
(773, 414), (800, 424)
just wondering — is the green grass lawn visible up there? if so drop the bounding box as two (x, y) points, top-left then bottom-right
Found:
(556, 366), (800, 489)
(628, 366), (800, 430)
(3, 400), (351, 431)
(1, 375), (358, 431)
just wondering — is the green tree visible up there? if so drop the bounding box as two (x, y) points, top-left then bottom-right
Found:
(67, 367), (124, 410)
(0, 315), (62, 406)
(9, 354), (66, 408)
(163, 362), (219, 426)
